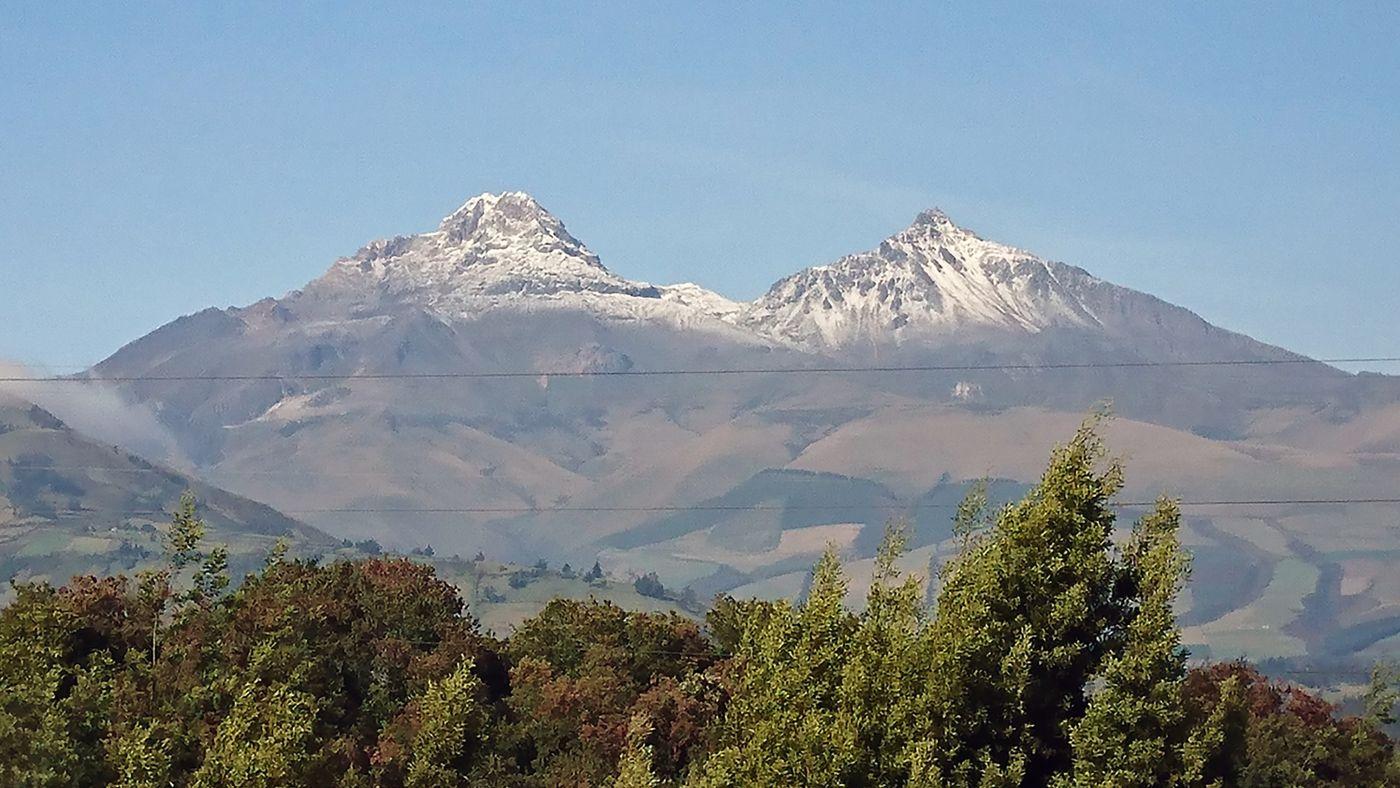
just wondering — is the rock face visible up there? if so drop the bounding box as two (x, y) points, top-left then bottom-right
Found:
(83, 191), (1400, 661)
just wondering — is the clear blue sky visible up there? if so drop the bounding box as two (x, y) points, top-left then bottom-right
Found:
(3, 2), (1398, 370)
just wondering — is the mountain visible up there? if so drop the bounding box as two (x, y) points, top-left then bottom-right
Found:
(0, 393), (339, 599)
(747, 207), (1288, 356)
(85, 191), (1400, 661)
(305, 191), (757, 339)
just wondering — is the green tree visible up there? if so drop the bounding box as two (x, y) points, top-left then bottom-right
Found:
(1065, 500), (1191, 786)
(107, 722), (174, 788)
(906, 415), (1133, 785)
(1181, 662), (1398, 786)
(836, 521), (928, 785)
(695, 550), (859, 785)
(614, 713), (661, 788)
(504, 599), (712, 784)
(0, 583), (116, 787)
(406, 659), (488, 787)
(191, 674), (319, 787)
(1365, 661), (1400, 728)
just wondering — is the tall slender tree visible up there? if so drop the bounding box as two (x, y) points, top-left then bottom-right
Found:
(1065, 500), (1191, 786)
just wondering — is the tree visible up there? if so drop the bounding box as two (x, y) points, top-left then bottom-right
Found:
(1181, 670), (1259, 785)
(107, 722), (174, 788)
(613, 713), (660, 788)
(837, 521), (928, 786)
(1181, 662), (1398, 785)
(585, 560), (605, 583)
(634, 572), (667, 599)
(192, 665), (319, 786)
(1364, 661), (1400, 728)
(0, 584), (112, 787)
(504, 599), (712, 785)
(138, 492), (229, 675)
(406, 660), (488, 787)
(1, 419), (1396, 785)
(905, 417), (1131, 785)
(695, 550), (860, 785)
(1065, 500), (1191, 786)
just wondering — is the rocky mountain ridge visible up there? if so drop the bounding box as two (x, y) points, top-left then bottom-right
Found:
(284, 191), (1304, 361)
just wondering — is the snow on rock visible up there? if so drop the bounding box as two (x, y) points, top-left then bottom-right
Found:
(303, 191), (1183, 354)
(308, 192), (763, 341)
(319, 191), (655, 302)
(740, 208), (1106, 349)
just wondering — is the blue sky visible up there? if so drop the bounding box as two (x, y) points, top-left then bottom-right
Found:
(3, 2), (1398, 370)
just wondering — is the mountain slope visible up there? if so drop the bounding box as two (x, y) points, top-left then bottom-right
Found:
(0, 394), (338, 597)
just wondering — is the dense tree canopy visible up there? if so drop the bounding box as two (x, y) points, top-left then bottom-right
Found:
(1, 424), (1396, 786)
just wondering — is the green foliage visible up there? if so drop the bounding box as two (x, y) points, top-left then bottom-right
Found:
(634, 571), (668, 599)
(1182, 663), (1399, 785)
(405, 659), (487, 787)
(0, 579), (123, 787)
(263, 536), (290, 569)
(503, 598), (716, 784)
(613, 713), (661, 788)
(1064, 500), (1191, 786)
(695, 523), (933, 786)
(910, 417), (1131, 784)
(166, 491), (205, 572)
(192, 662), (319, 786)
(1365, 660), (1400, 727)
(106, 722), (174, 788)
(0, 422), (1396, 786)
(695, 549), (860, 785)
(952, 477), (992, 542)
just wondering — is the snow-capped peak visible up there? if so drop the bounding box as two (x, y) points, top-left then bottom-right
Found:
(305, 192), (764, 341)
(434, 191), (604, 268)
(303, 193), (1140, 353)
(312, 191), (653, 305)
(912, 207), (954, 227)
(739, 208), (1105, 349)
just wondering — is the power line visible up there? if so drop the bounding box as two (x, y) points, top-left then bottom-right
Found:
(4, 464), (395, 479)
(5, 355), (1400, 383)
(32, 498), (1400, 518)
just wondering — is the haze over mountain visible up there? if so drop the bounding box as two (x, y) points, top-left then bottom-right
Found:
(85, 192), (1400, 661)
(0, 393), (339, 600)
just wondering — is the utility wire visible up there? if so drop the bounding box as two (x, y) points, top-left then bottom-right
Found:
(31, 498), (1400, 518)
(5, 355), (1400, 383)
(4, 465), (412, 479)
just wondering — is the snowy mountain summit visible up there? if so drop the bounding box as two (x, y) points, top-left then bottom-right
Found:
(318, 191), (659, 303)
(300, 190), (1256, 357)
(743, 207), (1107, 348)
(309, 191), (762, 337)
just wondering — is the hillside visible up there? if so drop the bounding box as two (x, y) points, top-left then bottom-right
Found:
(3, 430), (1394, 785)
(0, 394), (339, 599)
